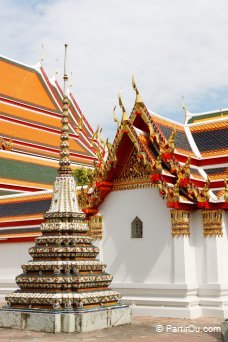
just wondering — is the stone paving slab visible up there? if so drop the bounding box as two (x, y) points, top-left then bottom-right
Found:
(0, 301), (222, 341)
(0, 315), (222, 341)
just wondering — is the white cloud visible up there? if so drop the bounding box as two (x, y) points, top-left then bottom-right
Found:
(1, 0), (228, 139)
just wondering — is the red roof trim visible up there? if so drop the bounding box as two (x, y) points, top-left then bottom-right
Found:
(0, 95), (60, 117)
(173, 153), (228, 167)
(0, 183), (44, 192)
(0, 219), (43, 228)
(0, 237), (36, 243)
(7, 138), (96, 162)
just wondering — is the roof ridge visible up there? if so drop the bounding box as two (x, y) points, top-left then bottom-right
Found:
(0, 55), (37, 72)
(148, 110), (185, 127)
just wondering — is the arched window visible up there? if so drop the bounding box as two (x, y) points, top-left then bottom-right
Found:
(131, 216), (143, 238)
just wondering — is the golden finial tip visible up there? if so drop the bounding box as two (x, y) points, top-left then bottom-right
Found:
(40, 44), (44, 65)
(113, 104), (120, 127)
(118, 89), (123, 106)
(132, 74), (137, 90)
(132, 75), (143, 104)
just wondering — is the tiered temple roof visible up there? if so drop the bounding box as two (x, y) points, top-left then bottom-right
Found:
(0, 55), (100, 241)
(79, 81), (227, 214)
(0, 56), (98, 193)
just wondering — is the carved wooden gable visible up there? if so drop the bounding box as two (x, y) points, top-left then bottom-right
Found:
(117, 149), (151, 182)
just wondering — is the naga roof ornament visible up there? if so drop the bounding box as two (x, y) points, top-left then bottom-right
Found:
(118, 90), (129, 124)
(132, 75), (143, 104)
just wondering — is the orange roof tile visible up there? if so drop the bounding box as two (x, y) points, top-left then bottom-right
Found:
(201, 148), (228, 158)
(190, 120), (227, 132)
(0, 101), (60, 128)
(0, 119), (85, 153)
(0, 58), (58, 111)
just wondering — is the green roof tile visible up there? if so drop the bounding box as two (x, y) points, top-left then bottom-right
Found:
(0, 190), (19, 196)
(0, 158), (57, 185)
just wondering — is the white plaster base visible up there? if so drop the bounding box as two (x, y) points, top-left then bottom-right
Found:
(112, 282), (228, 319)
(112, 283), (201, 319)
(198, 283), (228, 319)
(0, 305), (132, 333)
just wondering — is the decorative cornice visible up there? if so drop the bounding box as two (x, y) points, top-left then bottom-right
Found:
(171, 209), (190, 237)
(202, 209), (223, 237)
(88, 215), (103, 240)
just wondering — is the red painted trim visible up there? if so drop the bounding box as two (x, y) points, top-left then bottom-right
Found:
(40, 67), (62, 110)
(167, 202), (196, 210)
(197, 202), (228, 210)
(173, 153), (228, 167)
(0, 219), (43, 228)
(0, 237), (36, 243)
(46, 78), (95, 151)
(11, 138), (96, 161)
(1, 108), (95, 159)
(191, 179), (225, 188)
(82, 208), (98, 214)
(70, 93), (94, 135)
(0, 183), (44, 192)
(1, 114), (61, 135)
(161, 175), (176, 184)
(160, 174), (223, 188)
(0, 95), (60, 117)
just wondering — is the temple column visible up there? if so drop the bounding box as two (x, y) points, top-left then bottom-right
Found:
(170, 209), (199, 317)
(171, 209), (196, 284)
(202, 209), (225, 283)
(199, 209), (228, 318)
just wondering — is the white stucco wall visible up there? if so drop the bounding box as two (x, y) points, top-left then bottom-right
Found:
(99, 187), (173, 284)
(190, 210), (204, 283)
(0, 242), (33, 281)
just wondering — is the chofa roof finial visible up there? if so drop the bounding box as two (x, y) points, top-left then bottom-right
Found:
(118, 90), (129, 123)
(132, 75), (143, 104)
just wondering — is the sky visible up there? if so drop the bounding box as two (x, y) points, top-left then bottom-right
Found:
(1, 0), (228, 139)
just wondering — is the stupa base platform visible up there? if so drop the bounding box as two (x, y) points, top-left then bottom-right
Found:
(0, 305), (132, 333)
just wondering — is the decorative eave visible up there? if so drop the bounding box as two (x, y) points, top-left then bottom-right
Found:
(80, 88), (227, 212)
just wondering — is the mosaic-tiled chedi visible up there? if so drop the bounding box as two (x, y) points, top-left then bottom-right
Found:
(5, 62), (121, 311)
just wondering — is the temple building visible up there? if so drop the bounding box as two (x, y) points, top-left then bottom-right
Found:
(0, 57), (227, 320)
(0, 55), (99, 295)
(79, 80), (228, 319)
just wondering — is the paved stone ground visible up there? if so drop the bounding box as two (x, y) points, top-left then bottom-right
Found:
(0, 314), (223, 341)
(0, 301), (223, 341)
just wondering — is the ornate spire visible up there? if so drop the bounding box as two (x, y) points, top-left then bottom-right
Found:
(4, 45), (122, 316)
(132, 75), (143, 104)
(58, 44), (71, 176)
